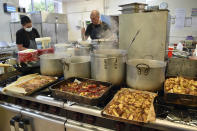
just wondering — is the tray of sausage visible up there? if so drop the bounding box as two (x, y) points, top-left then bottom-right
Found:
(49, 77), (113, 106)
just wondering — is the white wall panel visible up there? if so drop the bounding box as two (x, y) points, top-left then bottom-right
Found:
(63, 0), (104, 41)
(146, 0), (197, 43)
(0, 0), (19, 42)
(105, 0), (146, 15)
(63, 0), (197, 43)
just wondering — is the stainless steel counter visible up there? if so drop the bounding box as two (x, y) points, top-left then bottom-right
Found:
(0, 88), (197, 131)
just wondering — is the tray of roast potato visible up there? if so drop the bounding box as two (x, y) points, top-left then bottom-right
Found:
(164, 76), (197, 107)
(102, 88), (157, 124)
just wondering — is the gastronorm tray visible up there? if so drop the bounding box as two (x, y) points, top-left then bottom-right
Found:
(49, 77), (113, 106)
(101, 88), (157, 125)
(164, 76), (197, 107)
(3, 74), (58, 96)
(28, 78), (59, 96)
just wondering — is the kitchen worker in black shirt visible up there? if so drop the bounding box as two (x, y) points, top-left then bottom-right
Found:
(81, 10), (110, 40)
(16, 16), (40, 51)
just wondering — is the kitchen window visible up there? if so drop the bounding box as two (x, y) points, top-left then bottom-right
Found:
(19, 0), (62, 13)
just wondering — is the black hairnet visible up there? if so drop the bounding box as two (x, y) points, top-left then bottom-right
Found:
(20, 16), (31, 26)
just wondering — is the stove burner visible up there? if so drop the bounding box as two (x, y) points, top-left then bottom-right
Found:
(154, 95), (197, 127)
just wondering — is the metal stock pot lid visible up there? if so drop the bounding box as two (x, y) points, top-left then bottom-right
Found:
(62, 56), (90, 64)
(91, 49), (127, 58)
(40, 54), (71, 59)
(127, 59), (166, 68)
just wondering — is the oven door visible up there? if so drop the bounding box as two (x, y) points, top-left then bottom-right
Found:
(65, 119), (114, 131)
(21, 109), (66, 131)
(0, 103), (22, 131)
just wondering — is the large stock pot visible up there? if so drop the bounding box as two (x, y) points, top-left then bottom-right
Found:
(91, 49), (127, 85)
(62, 56), (90, 79)
(40, 54), (70, 76)
(126, 59), (166, 91)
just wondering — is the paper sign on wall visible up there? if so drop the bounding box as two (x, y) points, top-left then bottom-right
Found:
(192, 8), (197, 16)
(175, 8), (186, 29)
(192, 17), (197, 28)
(185, 17), (192, 27)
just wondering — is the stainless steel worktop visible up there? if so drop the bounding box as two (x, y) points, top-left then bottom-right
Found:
(0, 88), (197, 131)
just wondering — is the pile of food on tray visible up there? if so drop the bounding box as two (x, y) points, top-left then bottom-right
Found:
(2, 74), (57, 95)
(58, 80), (108, 98)
(165, 76), (197, 95)
(102, 88), (157, 123)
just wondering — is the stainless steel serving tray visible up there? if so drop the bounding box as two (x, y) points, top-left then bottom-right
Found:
(49, 77), (113, 106)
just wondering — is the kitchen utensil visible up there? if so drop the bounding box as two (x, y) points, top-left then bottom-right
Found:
(126, 59), (166, 91)
(66, 47), (91, 56)
(40, 54), (70, 76)
(54, 43), (73, 54)
(91, 39), (118, 50)
(128, 29), (140, 51)
(37, 48), (54, 56)
(91, 49), (127, 85)
(62, 56), (90, 79)
(18, 49), (38, 63)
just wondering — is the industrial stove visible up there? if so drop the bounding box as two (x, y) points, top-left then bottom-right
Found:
(0, 74), (197, 131)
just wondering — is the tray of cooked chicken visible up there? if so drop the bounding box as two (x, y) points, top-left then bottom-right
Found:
(49, 77), (113, 106)
(164, 76), (197, 106)
(2, 74), (57, 96)
(102, 88), (157, 124)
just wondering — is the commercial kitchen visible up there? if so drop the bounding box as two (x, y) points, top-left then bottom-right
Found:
(0, 0), (197, 131)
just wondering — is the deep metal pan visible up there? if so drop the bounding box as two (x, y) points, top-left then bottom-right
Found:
(49, 77), (113, 106)
(164, 76), (197, 107)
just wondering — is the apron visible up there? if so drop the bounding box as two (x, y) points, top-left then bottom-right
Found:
(91, 24), (103, 39)
(28, 40), (37, 49)
(25, 30), (37, 49)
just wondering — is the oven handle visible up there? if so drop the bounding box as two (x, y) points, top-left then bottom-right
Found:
(65, 120), (114, 131)
(21, 110), (66, 124)
(65, 123), (92, 131)
(0, 103), (22, 113)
